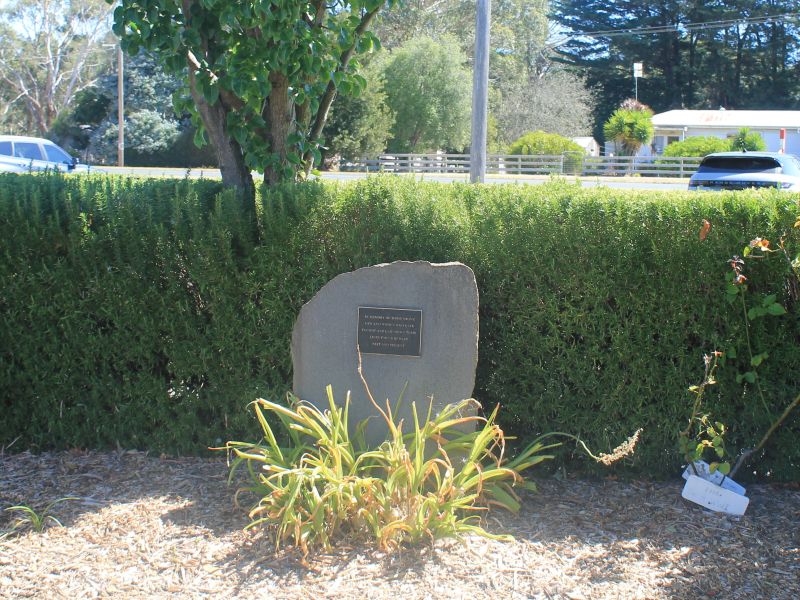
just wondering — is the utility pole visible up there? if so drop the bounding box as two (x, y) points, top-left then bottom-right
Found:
(469, 0), (491, 183)
(117, 43), (124, 167)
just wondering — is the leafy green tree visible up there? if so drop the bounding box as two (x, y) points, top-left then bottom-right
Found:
(662, 136), (730, 157)
(507, 130), (584, 155)
(552, 0), (800, 140)
(49, 88), (111, 153)
(0, 0), (113, 135)
(52, 52), (184, 164)
(603, 100), (654, 156)
(91, 110), (180, 160)
(322, 64), (394, 162)
(380, 37), (471, 153)
(730, 128), (767, 152)
(114, 0), (393, 202)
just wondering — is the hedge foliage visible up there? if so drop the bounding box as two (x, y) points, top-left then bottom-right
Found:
(1, 173), (798, 480)
(507, 131), (584, 156)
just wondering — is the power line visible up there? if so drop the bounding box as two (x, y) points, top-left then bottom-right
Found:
(561, 12), (799, 41)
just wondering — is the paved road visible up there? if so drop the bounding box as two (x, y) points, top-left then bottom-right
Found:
(92, 166), (689, 191)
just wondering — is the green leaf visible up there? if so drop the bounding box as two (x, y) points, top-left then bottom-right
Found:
(750, 352), (768, 367)
(766, 303), (787, 316)
(202, 82), (220, 104)
(761, 294), (777, 307)
(717, 462), (731, 475)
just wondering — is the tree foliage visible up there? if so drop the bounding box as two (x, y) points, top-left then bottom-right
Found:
(380, 36), (471, 153)
(552, 0), (800, 141)
(53, 51), (183, 163)
(0, 0), (113, 135)
(603, 101), (654, 156)
(322, 63), (394, 162)
(114, 0), (393, 197)
(373, 0), (570, 148)
(496, 69), (594, 145)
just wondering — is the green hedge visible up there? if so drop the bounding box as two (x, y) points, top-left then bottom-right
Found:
(1, 173), (798, 480)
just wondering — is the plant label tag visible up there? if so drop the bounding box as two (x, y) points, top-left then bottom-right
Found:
(682, 461), (746, 495)
(682, 475), (749, 516)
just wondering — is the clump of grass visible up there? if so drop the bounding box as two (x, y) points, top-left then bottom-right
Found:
(222, 387), (554, 554)
(2, 497), (78, 538)
(220, 371), (639, 554)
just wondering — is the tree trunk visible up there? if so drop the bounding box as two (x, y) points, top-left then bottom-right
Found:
(263, 72), (294, 186)
(187, 69), (256, 215)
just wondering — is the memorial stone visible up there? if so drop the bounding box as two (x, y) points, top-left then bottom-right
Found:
(291, 261), (479, 446)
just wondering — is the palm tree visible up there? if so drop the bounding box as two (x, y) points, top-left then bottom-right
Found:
(603, 100), (654, 156)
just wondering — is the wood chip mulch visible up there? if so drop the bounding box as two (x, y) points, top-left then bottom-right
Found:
(0, 450), (797, 599)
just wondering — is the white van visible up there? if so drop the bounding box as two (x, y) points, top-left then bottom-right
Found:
(0, 135), (90, 173)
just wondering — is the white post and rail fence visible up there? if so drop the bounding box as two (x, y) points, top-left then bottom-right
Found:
(337, 153), (704, 178)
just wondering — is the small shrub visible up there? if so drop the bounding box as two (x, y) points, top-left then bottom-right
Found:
(663, 130), (766, 157)
(730, 128), (766, 152)
(507, 131), (584, 156)
(662, 136), (731, 157)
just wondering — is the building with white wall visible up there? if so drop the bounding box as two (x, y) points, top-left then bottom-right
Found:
(571, 137), (600, 157)
(651, 109), (800, 155)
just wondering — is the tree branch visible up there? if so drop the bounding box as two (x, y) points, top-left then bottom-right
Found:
(730, 392), (800, 479)
(303, 5), (381, 169)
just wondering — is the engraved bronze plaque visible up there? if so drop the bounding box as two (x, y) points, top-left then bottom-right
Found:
(357, 307), (422, 357)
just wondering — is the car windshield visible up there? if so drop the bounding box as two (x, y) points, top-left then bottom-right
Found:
(698, 156), (782, 173)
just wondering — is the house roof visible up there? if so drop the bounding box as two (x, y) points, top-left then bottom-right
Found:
(652, 110), (800, 129)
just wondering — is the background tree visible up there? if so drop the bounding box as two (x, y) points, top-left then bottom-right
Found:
(53, 51), (181, 162)
(322, 63), (394, 163)
(552, 0), (800, 142)
(89, 51), (181, 163)
(0, 0), (113, 135)
(114, 0), (394, 200)
(495, 69), (594, 146)
(373, 0), (583, 149)
(380, 36), (472, 153)
(603, 99), (653, 156)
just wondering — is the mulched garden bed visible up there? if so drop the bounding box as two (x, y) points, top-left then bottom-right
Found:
(1, 450), (797, 599)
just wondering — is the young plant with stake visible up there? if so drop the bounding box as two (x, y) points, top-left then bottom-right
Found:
(687, 219), (800, 479)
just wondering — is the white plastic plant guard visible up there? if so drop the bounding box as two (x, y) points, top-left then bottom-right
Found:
(682, 460), (746, 495)
(681, 475), (749, 516)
